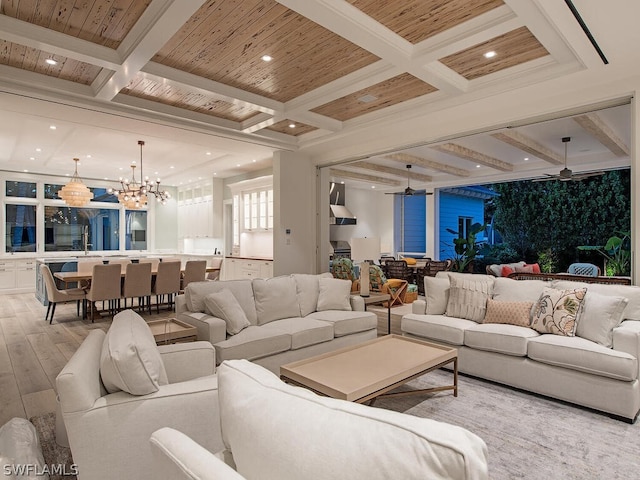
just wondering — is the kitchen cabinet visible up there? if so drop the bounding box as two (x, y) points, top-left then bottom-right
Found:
(0, 258), (37, 293)
(224, 257), (273, 280)
(178, 184), (214, 238)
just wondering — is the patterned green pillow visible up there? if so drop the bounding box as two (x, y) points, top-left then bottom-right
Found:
(368, 265), (387, 291)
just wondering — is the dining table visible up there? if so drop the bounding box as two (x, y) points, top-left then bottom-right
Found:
(54, 266), (220, 287)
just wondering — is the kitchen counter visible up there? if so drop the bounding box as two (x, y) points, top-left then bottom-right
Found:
(225, 255), (273, 261)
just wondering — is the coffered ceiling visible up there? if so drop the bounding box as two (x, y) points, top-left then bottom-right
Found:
(0, 0), (635, 188)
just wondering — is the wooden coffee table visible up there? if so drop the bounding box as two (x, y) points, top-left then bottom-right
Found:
(147, 318), (197, 345)
(280, 335), (457, 404)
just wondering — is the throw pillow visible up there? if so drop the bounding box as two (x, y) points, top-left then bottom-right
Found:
(576, 291), (628, 348)
(501, 265), (514, 277)
(204, 290), (251, 335)
(445, 276), (493, 322)
(424, 276), (450, 315)
(252, 276), (300, 325)
(317, 277), (352, 311)
(483, 298), (534, 327)
(100, 310), (168, 395)
(531, 287), (587, 336)
(515, 264), (534, 273)
(492, 277), (546, 303)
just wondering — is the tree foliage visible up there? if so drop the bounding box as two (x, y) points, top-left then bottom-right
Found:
(489, 170), (630, 272)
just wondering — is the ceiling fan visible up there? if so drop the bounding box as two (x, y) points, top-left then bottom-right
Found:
(385, 165), (433, 196)
(533, 137), (605, 182)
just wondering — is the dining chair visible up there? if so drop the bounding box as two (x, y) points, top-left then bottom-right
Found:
(107, 258), (131, 274)
(206, 257), (223, 281)
(139, 258), (161, 270)
(85, 264), (122, 322)
(385, 260), (416, 285)
(122, 262), (153, 314)
(181, 260), (207, 291)
(77, 259), (104, 289)
(424, 259), (453, 277)
(152, 261), (181, 313)
(41, 265), (85, 324)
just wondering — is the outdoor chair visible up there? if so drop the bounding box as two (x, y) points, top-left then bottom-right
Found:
(330, 257), (359, 292)
(568, 263), (601, 276)
(368, 264), (408, 307)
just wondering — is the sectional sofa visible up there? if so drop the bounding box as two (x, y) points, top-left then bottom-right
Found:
(402, 272), (640, 422)
(176, 273), (378, 372)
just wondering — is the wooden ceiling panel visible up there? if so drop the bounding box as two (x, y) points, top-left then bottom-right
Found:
(0, 40), (100, 84)
(266, 120), (316, 136)
(0, 0), (151, 49)
(312, 73), (437, 121)
(154, 0), (379, 102)
(439, 27), (549, 80)
(121, 75), (260, 122)
(347, 0), (504, 44)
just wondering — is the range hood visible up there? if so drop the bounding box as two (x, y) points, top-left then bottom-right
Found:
(330, 183), (357, 225)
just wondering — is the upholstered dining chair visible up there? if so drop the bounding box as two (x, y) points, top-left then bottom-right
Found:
(153, 261), (182, 313)
(122, 262), (153, 314)
(182, 260), (207, 291)
(207, 257), (223, 281)
(139, 257), (161, 270)
(76, 259), (104, 289)
(85, 263), (122, 322)
(107, 258), (131, 273)
(40, 265), (85, 324)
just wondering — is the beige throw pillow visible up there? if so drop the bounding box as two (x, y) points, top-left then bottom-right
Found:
(317, 278), (352, 311)
(252, 276), (300, 325)
(483, 299), (533, 327)
(424, 276), (450, 314)
(204, 290), (251, 335)
(576, 291), (628, 347)
(531, 287), (587, 336)
(445, 276), (493, 322)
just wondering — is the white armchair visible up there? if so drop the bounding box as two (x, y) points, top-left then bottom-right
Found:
(56, 328), (223, 480)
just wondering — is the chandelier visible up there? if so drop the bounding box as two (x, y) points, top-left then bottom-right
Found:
(108, 140), (171, 209)
(58, 158), (94, 207)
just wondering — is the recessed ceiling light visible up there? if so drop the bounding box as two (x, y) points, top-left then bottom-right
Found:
(371, 185), (375, 189)
(29, 157), (35, 160)
(252, 159), (257, 163)
(341, 181), (345, 184)
(65, 173), (70, 177)
(49, 125), (56, 130)
(261, 55), (272, 62)
(86, 154), (91, 158)
(170, 166), (175, 169)
(289, 123), (296, 128)
(483, 51), (496, 59)
(35, 148), (41, 152)
(119, 167), (123, 171)
(104, 177), (108, 180)
(154, 171), (158, 175)
(23, 169), (28, 172)
(206, 152), (211, 155)
(358, 94), (378, 103)
(198, 177), (202, 180)
(236, 164), (241, 167)
(476, 165), (481, 168)
(45, 58), (57, 65)
(524, 157), (529, 161)
(213, 172), (217, 176)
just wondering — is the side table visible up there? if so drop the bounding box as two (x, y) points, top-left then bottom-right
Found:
(360, 293), (392, 334)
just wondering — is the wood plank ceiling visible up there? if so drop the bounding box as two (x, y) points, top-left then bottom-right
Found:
(0, 0), (627, 186)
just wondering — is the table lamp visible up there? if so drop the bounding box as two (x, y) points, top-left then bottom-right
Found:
(351, 237), (380, 297)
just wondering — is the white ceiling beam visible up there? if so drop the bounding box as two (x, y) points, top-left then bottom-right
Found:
(492, 130), (564, 165)
(431, 143), (513, 171)
(329, 168), (401, 187)
(0, 15), (121, 70)
(94, 0), (206, 101)
(284, 110), (342, 132)
(350, 161), (433, 182)
(387, 153), (471, 177)
(242, 113), (276, 133)
(0, 63), (95, 97)
(573, 113), (629, 157)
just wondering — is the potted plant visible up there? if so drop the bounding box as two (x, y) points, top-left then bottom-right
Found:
(577, 231), (631, 276)
(445, 223), (486, 273)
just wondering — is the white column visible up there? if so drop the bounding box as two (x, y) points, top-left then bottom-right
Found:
(631, 93), (639, 285)
(425, 190), (439, 260)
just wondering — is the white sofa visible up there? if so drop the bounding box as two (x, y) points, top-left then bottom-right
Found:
(176, 274), (378, 372)
(150, 360), (489, 480)
(402, 272), (640, 422)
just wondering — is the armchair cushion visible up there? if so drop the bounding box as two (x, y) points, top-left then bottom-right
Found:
(204, 290), (250, 335)
(100, 310), (169, 395)
(317, 277), (352, 311)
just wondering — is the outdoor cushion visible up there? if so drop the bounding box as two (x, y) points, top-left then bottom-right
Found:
(186, 280), (258, 325)
(252, 276), (300, 325)
(260, 317), (334, 350)
(552, 281), (640, 322)
(217, 360), (489, 480)
(492, 277), (547, 303)
(527, 335), (637, 381)
(307, 310), (376, 337)
(401, 314), (477, 346)
(488, 261), (526, 277)
(424, 276), (450, 315)
(214, 326), (291, 362)
(577, 291), (628, 348)
(292, 273), (333, 317)
(464, 323), (539, 357)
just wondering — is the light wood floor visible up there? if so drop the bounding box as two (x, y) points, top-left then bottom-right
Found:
(0, 293), (174, 427)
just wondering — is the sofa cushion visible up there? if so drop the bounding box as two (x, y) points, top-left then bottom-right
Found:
(260, 318), (334, 350)
(292, 273), (333, 317)
(552, 280), (640, 322)
(445, 275), (493, 322)
(186, 280), (258, 326)
(214, 326), (291, 362)
(307, 310), (376, 337)
(217, 360), (489, 480)
(465, 323), (539, 356)
(204, 290), (250, 335)
(317, 278), (352, 312)
(527, 335), (638, 381)
(576, 291), (628, 348)
(100, 310), (168, 395)
(492, 277), (547, 303)
(531, 287), (587, 336)
(253, 276), (300, 325)
(483, 298), (533, 327)
(424, 276), (450, 315)
(401, 314), (477, 346)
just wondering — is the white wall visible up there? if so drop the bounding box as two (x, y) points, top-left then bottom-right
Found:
(153, 186), (178, 251)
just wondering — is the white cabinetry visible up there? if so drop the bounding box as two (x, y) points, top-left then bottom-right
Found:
(228, 176), (274, 254)
(178, 184), (214, 238)
(0, 258), (36, 292)
(224, 258), (273, 280)
(15, 259), (36, 288)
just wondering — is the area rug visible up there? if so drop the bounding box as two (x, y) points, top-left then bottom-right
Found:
(374, 370), (639, 480)
(29, 413), (76, 480)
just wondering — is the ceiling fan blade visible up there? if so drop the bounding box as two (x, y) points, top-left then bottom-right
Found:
(572, 171), (605, 180)
(532, 175), (558, 183)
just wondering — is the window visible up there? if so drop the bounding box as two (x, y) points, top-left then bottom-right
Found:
(6, 204), (36, 252)
(44, 207), (120, 252)
(126, 210), (147, 250)
(458, 216), (473, 239)
(6, 181), (36, 198)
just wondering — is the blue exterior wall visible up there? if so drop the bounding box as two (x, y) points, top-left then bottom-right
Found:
(438, 192), (485, 260)
(394, 195), (426, 254)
